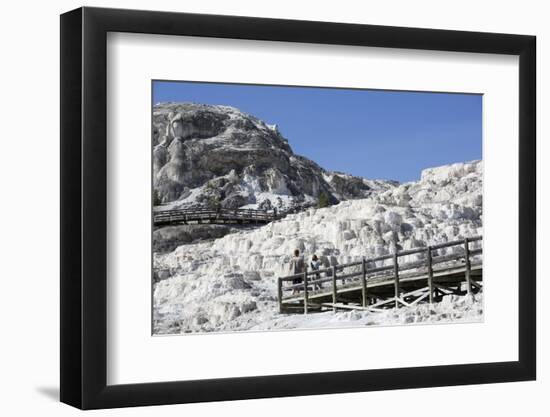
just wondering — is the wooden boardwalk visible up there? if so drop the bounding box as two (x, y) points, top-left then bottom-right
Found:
(278, 236), (482, 314)
(153, 204), (315, 226)
(154, 207), (281, 226)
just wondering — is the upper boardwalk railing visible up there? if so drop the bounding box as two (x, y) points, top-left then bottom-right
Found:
(153, 204), (315, 226)
(154, 207), (281, 226)
(278, 236), (482, 314)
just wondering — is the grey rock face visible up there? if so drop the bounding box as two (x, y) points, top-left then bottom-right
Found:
(153, 103), (396, 210)
(327, 172), (399, 201)
(152, 224), (241, 253)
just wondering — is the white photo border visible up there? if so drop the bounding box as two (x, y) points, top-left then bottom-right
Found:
(106, 32), (519, 385)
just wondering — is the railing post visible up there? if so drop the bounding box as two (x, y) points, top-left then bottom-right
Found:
(393, 250), (399, 308)
(361, 258), (367, 308)
(464, 237), (472, 295)
(427, 246), (433, 304)
(278, 278), (283, 314)
(331, 265), (337, 313)
(303, 269), (309, 315)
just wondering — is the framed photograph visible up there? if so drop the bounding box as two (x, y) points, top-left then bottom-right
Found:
(60, 7), (536, 409)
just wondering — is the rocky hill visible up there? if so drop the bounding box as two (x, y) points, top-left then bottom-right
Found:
(153, 103), (396, 210)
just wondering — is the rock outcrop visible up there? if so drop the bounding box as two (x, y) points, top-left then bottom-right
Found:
(153, 103), (395, 210)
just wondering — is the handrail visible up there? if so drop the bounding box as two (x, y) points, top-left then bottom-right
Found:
(153, 206), (283, 225)
(280, 235), (481, 282)
(153, 203), (318, 225)
(278, 235), (482, 313)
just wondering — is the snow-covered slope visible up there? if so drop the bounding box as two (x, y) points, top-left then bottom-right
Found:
(153, 160), (483, 334)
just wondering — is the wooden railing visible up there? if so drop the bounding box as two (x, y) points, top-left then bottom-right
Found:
(277, 236), (482, 314)
(153, 203), (316, 226)
(153, 207), (281, 226)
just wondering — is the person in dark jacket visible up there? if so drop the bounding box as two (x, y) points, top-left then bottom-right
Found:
(310, 254), (322, 290)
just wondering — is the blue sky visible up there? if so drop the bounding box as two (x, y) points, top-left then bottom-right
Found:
(153, 81), (482, 182)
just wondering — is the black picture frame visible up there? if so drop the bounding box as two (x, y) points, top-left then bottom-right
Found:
(60, 6), (536, 410)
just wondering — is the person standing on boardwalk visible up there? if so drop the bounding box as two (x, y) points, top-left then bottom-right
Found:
(310, 254), (322, 290)
(289, 249), (305, 294)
